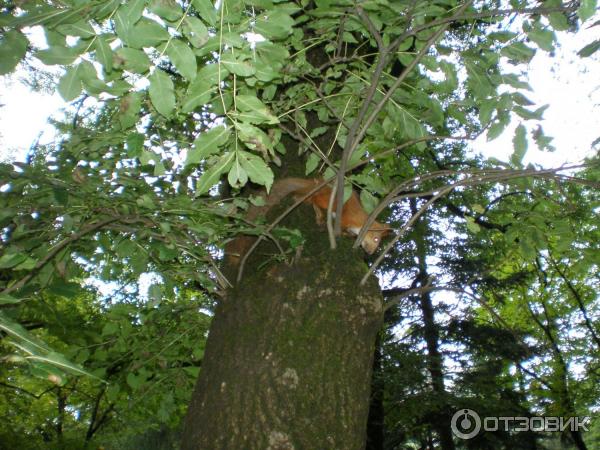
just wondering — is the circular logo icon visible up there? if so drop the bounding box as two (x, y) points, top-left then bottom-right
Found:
(451, 409), (481, 440)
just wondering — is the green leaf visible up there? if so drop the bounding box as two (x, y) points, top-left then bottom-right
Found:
(157, 244), (178, 261)
(196, 152), (235, 195)
(114, 6), (134, 44)
(305, 153), (319, 175)
(519, 237), (536, 260)
(0, 30), (28, 75)
(34, 45), (80, 65)
(0, 253), (27, 269)
(256, 41), (289, 65)
(254, 63), (280, 82)
(478, 99), (496, 126)
(359, 189), (378, 214)
(4, 5), (76, 28)
(235, 122), (272, 153)
(501, 73), (531, 90)
(500, 42), (536, 63)
(465, 216), (481, 233)
(80, 77), (109, 97)
(527, 25), (555, 52)
(578, 40), (600, 57)
(58, 66), (83, 101)
(114, 47), (151, 73)
(511, 124), (528, 166)
(56, 20), (96, 38)
(150, 0), (182, 21)
(14, 257), (38, 271)
(578, 0), (597, 22)
(166, 39), (197, 81)
(548, 12), (570, 31)
(533, 126), (555, 151)
(487, 116), (509, 141)
(514, 104), (549, 120)
(182, 78), (217, 113)
(228, 155), (248, 188)
(149, 69), (176, 117)
(234, 94), (279, 124)
(239, 150), (274, 190)
(49, 281), (82, 298)
(489, 31), (518, 43)
(122, 0), (146, 24)
(118, 93), (143, 129)
(183, 16), (210, 48)
(154, 161), (166, 176)
(220, 52), (256, 77)
(187, 125), (231, 165)
(0, 294), (21, 305)
(130, 251), (148, 275)
(102, 322), (119, 336)
(95, 34), (113, 72)
(127, 132), (145, 156)
(29, 352), (100, 378)
(192, 0), (217, 26)
(93, 0), (122, 20)
(197, 63), (229, 84)
(254, 10), (295, 40)
(221, 32), (245, 48)
(129, 18), (170, 49)
(127, 371), (144, 390)
(148, 284), (163, 304)
(0, 313), (50, 353)
(140, 150), (157, 165)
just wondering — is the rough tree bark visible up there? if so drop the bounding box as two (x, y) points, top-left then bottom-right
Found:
(181, 202), (384, 449)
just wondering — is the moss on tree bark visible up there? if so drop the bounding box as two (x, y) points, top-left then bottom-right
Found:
(182, 203), (384, 449)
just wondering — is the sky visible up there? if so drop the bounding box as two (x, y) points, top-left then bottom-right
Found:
(0, 74), (64, 162)
(0, 23), (598, 166)
(472, 24), (599, 166)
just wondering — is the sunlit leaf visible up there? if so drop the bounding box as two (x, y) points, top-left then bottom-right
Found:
(165, 39), (197, 81)
(150, 0), (182, 21)
(220, 52), (256, 77)
(196, 152), (235, 195)
(0, 30), (28, 74)
(34, 45), (80, 65)
(192, 0), (217, 26)
(578, 0), (597, 22)
(511, 124), (528, 166)
(149, 69), (176, 117)
(57, 66), (83, 101)
(187, 126), (231, 165)
(239, 150), (274, 190)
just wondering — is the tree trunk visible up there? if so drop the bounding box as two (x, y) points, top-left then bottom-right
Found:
(412, 202), (455, 450)
(366, 333), (384, 450)
(182, 208), (384, 449)
(418, 289), (456, 450)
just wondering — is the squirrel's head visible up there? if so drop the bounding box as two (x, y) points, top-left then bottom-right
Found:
(361, 225), (392, 254)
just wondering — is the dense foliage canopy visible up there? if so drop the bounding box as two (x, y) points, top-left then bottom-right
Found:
(0, 0), (598, 448)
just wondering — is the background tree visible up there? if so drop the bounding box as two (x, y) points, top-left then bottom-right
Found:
(0, 0), (598, 449)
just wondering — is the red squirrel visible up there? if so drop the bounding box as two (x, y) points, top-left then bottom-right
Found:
(226, 178), (391, 265)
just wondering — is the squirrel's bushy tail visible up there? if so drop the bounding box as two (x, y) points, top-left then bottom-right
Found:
(246, 178), (319, 221)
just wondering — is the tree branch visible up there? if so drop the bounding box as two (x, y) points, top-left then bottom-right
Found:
(1, 216), (120, 296)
